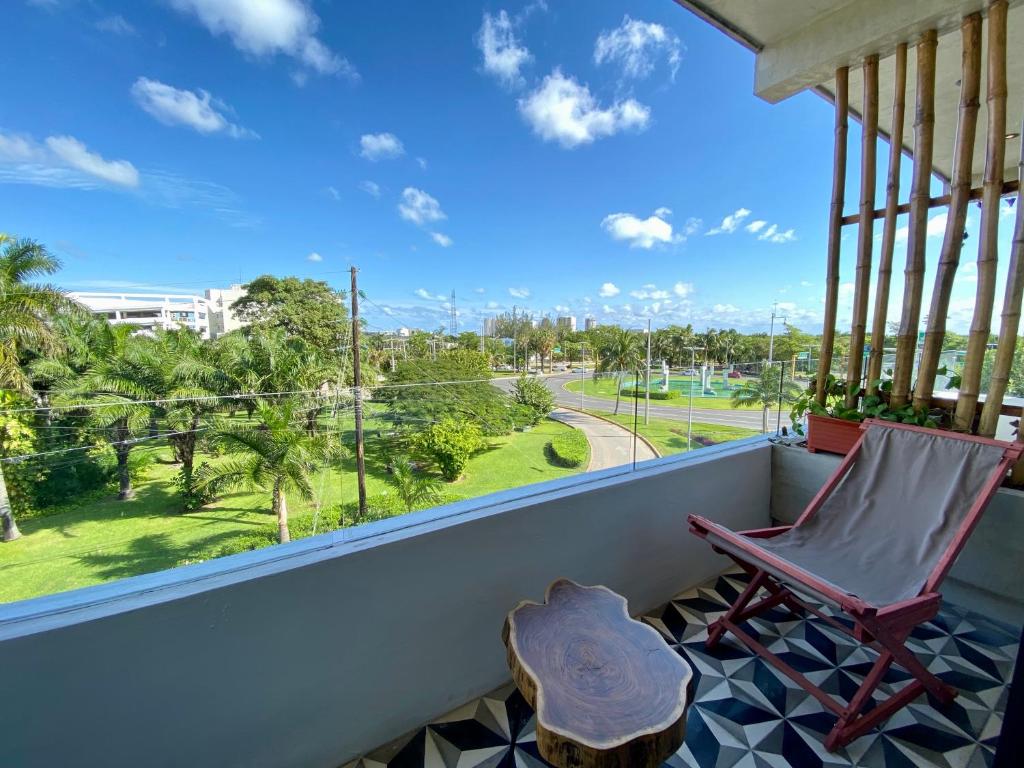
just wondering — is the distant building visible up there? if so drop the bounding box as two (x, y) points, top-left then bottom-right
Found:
(483, 317), (498, 337)
(556, 315), (577, 332)
(585, 317), (597, 331)
(204, 284), (247, 338)
(71, 292), (213, 338)
(395, 327), (412, 338)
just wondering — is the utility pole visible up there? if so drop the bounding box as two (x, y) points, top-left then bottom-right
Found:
(768, 302), (788, 365)
(644, 319), (652, 425)
(684, 346), (704, 451)
(350, 267), (367, 520)
(512, 305), (518, 373)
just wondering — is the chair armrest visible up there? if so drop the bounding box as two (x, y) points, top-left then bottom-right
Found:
(738, 525), (793, 539)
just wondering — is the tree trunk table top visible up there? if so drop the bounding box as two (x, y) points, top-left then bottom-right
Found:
(502, 579), (693, 768)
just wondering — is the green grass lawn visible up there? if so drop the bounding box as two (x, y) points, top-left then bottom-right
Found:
(586, 411), (759, 456)
(564, 376), (780, 411)
(0, 417), (582, 604)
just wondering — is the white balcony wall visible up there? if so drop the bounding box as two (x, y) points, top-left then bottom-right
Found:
(0, 439), (771, 768)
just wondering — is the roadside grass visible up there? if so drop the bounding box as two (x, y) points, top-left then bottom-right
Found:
(564, 376), (785, 412)
(586, 411), (759, 456)
(0, 417), (581, 604)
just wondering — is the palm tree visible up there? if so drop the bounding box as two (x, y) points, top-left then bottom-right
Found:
(731, 363), (801, 433)
(532, 327), (556, 373)
(196, 401), (343, 543)
(388, 457), (442, 513)
(42, 323), (157, 500)
(596, 328), (644, 415)
(0, 235), (83, 541)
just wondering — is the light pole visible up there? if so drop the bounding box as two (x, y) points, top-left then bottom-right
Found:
(644, 319), (652, 426)
(683, 346), (704, 451)
(768, 302), (788, 364)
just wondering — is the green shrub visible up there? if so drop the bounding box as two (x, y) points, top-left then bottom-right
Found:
(546, 430), (589, 468)
(619, 388), (680, 400)
(414, 418), (484, 481)
(335, 490), (463, 525)
(512, 375), (555, 425)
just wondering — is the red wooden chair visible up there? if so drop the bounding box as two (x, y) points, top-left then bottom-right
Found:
(689, 419), (1023, 751)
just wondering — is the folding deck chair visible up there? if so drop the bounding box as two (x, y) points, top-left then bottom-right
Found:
(689, 419), (1023, 751)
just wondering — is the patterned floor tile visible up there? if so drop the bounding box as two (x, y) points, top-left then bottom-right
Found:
(349, 572), (1018, 767)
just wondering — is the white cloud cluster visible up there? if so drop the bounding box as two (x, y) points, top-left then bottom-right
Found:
(630, 284), (670, 300)
(601, 207), (699, 249)
(430, 231), (453, 248)
(519, 70), (650, 148)
(509, 287), (531, 299)
(756, 224), (796, 243)
(414, 288), (447, 301)
(169, 0), (356, 79)
(594, 16), (682, 81)
(706, 207), (750, 235)
(307, 251), (322, 262)
(673, 281), (693, 298)
(0, 130), (139, 189)
(131, 78), (257, 139)
(598, 282), (620, 297)
(358, 180), (381, 198)
(476, 10), (532, 87)
(360, 132), (404, 161)
(398, 187), (446, 225)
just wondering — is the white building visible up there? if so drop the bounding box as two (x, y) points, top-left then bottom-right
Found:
(585, 317), (597, 331)
(482, 317), (498, 337)
(71, 292), (213, 338)
(556, 315), (576, 332)
(204, 284), (247, 338)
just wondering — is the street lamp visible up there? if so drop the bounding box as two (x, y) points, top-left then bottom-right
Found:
(683, 346), (705, 452)
(768, 302), (788, 364)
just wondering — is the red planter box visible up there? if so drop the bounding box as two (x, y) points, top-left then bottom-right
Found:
(806, 414), (862, 456)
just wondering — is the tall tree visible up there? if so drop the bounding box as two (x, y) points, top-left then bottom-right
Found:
(230, 275), (348, 352)
(196, 401), (343, 543)
(0, 236), (82, 541)
(731, 364), (801, 433)
(595, 328), (644, 415)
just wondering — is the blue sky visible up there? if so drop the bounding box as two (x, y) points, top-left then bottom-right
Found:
(2, 0), (1017, 335)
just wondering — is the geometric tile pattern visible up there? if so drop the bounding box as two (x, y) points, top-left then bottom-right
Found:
(344, 571), (1019, 768)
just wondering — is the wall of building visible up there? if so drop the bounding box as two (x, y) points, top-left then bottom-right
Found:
(0, 440), (771, 768)
(770, 443), (1024, 629)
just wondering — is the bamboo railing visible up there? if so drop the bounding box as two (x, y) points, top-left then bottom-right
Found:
(955, 0), (1007, 432)
(866, 43), (906, 397)
(814, 0), (1023, 448)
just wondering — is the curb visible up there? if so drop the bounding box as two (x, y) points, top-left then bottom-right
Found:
(555, 405), (663, 460)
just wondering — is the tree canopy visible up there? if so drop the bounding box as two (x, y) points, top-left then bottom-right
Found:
(231, 275), (348, 352)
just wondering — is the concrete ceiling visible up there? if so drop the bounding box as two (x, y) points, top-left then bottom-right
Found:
(675, 0), (1024, 186)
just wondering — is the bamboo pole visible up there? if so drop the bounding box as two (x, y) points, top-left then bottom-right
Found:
(867, 44), (907, 396)
(816, 66), (848, 406)
(978, 128), (1024, 438)
(891, 31), (937, 408)
(955, 0), (1007, 432)
(846, 55), (879, 406)
(840, 180), (1018, 224)
(913, 14), (982, 410)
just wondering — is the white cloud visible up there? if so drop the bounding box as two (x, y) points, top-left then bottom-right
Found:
(325, 185), (341, 201)
(519, 70), (650, 148)
(169, 0), (356, 78)
(360, 132), (404, 161)
(474, 287), (486, 294)
(508, 287), (531, 299)
(554, 304), (570, 313)
(416, 157), (428, 170)
(630, 287), (670, 300)
(601, 209), (682, 248)
(895, 211), (948, 243)
(745, 220), (767, 233)
(307, 251), (322, 262)
(131, 78), (257, 139)
(706, 207), (751, 235)
(598, 282), (620, 298)
(594, 15), (682, 81)
(398, 187), (446, 225)
(476, 10), (531, 87)
(96, 14), (136, 35)
(757, 223), (796, 243)
(683, 217), (702, 236)
(358, 180), (381, 198)
(430, 231), (453, 247)
(712, 303), (740, 313)
(414, 288), (446, 301)
(800, 280), (813, 287)
(8, 135), (141, 189)
(673, 281), (693, 298)
(485, 300), (500, 309)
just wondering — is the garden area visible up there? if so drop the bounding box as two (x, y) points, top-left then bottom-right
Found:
(586, 412), (758, 455)
(565, 373), (774, 410)
(0, 414), (582, 604)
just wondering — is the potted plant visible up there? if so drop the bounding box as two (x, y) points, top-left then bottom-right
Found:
(790, 375), (940, 456)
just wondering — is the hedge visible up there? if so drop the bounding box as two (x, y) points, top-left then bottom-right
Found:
(618, 388), (681, 400)
(546, 430), (589, 468)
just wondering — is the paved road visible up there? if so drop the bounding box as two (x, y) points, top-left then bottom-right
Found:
(548, 408), (657, 471)
(495, 374), (783, 432)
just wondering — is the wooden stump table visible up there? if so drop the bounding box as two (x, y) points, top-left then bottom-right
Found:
(502, 579), (693, 768)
